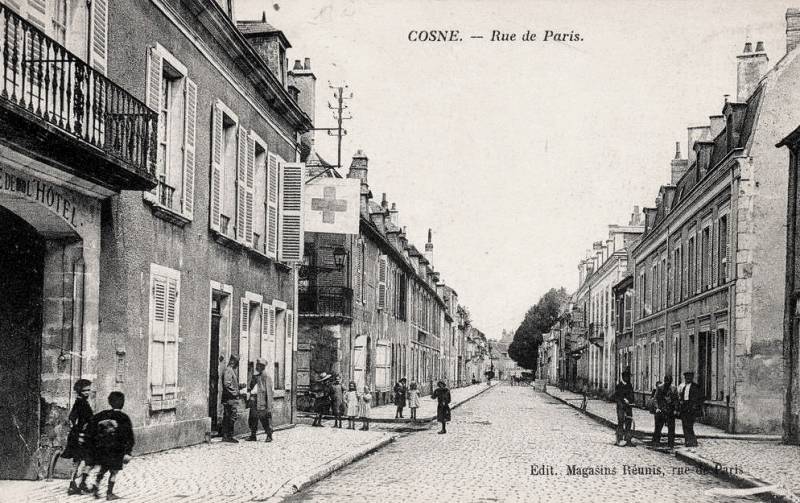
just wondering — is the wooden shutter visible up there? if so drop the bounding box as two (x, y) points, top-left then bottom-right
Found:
(712, 221), (719, 287)
(266, 153), (278, 258)
(724, 217), (731, 281)
(278, 162), (304, 262)
(239, 298), (250, 385)
(182, 78), (197, 219)
(88, 0), (108, 74)
(209, 103), (223, 231)
(245, 134), (255, 246)
(236, 126), (248, 243)
(164, 278), (179, 400)
(261, 304), (270, 360)
(25, 0), (47, 30)
(377, 255), (387, 310)
(284, 310), (294, 390)
(149, 276), (168, 399)
(266, 304), (276, 368)
(145, 48), (163, 112)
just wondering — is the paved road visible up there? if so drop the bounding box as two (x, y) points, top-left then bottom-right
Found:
(289, 385), (756, 503)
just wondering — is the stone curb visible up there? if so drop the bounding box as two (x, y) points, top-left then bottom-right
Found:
(544, 390), (781, 441)
(298, 383), (499, 424)
(262, 434), (398, 501)
(674, 448), (800, 503)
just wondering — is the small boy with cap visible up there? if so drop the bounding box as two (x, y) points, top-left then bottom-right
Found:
(247, 358), (274, 442)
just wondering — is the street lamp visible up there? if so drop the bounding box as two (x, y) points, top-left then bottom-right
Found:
(332, 246), (347, 271)
(300, 246), (349, 279)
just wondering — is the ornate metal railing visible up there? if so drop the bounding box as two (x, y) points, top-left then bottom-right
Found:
(0, 5), (156, 177)
(299, 286), (353, 318)
(156, 176), (176, 209)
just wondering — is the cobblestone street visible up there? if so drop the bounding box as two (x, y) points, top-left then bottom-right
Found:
(289, 385), (757, 503)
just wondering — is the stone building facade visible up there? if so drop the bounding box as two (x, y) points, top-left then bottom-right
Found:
(297, 151), (452, 404)
(0, 0), (313, 479)
(631, 29), (800, 433)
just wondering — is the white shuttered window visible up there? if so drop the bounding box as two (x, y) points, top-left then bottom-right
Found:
(148, 264), (180, 410)
(278, 161), (304, 262)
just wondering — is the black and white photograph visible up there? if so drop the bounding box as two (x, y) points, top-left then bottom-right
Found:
(1, 0), (799, 501)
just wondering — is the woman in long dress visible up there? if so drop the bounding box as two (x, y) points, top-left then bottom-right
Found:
(431, 381), (451, 434)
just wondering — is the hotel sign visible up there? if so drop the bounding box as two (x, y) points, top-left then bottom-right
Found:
(0, 166), (95, 229)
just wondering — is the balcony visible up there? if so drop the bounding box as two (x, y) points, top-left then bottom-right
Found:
(0, 5), (156, 192)
(588, 322), (604, 344)
(299, 286), (353, 320)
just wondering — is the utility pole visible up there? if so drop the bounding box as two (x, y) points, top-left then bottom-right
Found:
(328, 83), (353, 170)
(305, 82), (353, 185)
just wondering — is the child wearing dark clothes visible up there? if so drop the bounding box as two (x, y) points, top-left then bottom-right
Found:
(85, 391), (135, 501)
(63, 379), (93, 495)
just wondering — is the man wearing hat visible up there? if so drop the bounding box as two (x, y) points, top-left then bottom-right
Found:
(221, 356), (243, 443)
(613, 367), (635, 446)
(679, 371), (703, 447)
(246, 358), (274, 442)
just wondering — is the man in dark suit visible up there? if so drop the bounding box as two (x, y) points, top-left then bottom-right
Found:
(679, 371), (704, 447)
(613, 367), (635, 447)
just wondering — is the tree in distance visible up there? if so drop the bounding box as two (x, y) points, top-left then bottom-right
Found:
(508, 287), (568, 370)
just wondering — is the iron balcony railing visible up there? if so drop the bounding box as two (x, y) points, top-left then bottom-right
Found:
(299, 286), (353, 318)
(0, 5), (156, 179)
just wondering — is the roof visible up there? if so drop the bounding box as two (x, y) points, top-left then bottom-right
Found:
(305, 150), (341, 178)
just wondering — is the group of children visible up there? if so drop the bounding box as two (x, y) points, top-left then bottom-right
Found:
(312, 374), (374, 430)
(62, 379), (135, 500)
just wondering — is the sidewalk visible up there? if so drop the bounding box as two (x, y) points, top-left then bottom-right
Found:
(299, 382), (498, 423)
(0, 425), (397, 503)
(546, 386), (780, 440)
(545, 386), (800, 502)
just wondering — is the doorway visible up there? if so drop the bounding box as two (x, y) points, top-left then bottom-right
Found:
(0, 207), (45, 479)
(209, 300), (221, 430)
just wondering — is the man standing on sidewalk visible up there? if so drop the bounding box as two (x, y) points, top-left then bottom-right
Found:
(221, 356), (242, 443)
(679, 371), (703, 447)
(613, 367), (634, 447)
(651, 374), (678, 448)
(246, 358), (274, 442)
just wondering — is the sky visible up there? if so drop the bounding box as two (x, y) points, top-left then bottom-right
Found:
(239, 0), (788, 338)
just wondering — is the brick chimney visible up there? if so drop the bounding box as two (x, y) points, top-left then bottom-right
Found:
(238, 13), (292, 86)
(347, 150), (370, 215)
(288, 58), (316, 159)
(736, 41), (768, 102)
(425, 228), (434, 264)
(670, 142), (689, 184)
(389, 202), (399, 226)
(629, 205), (643, 226)
(787, 9), (800, 54)
(687, 126), (711, 166)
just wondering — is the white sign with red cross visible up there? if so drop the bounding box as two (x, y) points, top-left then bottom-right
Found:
(304, 178), (360, 234)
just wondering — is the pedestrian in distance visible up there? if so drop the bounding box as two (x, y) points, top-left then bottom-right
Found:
(330, 375), (345, 429)
(246, 358), (274, 442)
(432, 380), (451, 434)
(407, 381), (420, 421)
(344, 381), (359, 429)
(63, 379), (93, 495)
(311, 372), (332, 427)
(393, 377), (408, 418)
(84, 391), (135, 501)
(613, 367), (635, 447)
(651, 375), (679, 448)
(220, 356), (245, 443)
(679, 371), (704, 447)
(359, 385), (372, 431)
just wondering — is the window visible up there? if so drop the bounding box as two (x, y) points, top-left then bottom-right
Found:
(274, 307), (286, 389)
(651, 263), (657, 313)
(377, 255), (387, 310)
(673, 246), (681, 304)
(623, 289), (632, 330)
(687, 236), (696, 295)
(661, 255), (667, 310)
(148, 264), (180, 410)
(698, 331), (712, 399)
(718, 214), (729, 283)
(145, 45), (196, 217)
(701, 225), (711, 290)
(716, 328), (727, 401)
(639, 272), (647, 317)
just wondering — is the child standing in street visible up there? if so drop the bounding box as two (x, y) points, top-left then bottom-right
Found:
(407, 382), (420, 422)
(63, 379), (93, 495)
(344, 381), (359, 430)
(85, 391), (135, 501)
(330, 375), (345, 429)
(359, 386), (372, 431)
